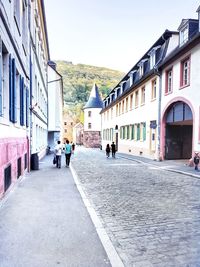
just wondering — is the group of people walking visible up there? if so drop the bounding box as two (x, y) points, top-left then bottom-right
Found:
(106, 142), (116, 158)
(54, 140), (75, 168)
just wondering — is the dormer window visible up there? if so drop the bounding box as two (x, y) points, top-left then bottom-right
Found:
(120, 81), (126, 94)
(139, 63), (144, 77)
(150, 52), (155, 69)
(138, 59), (148, 78)
(180, 25), (188, 46)
(148, 46), (161, 69)
(128, 70), (137, 86)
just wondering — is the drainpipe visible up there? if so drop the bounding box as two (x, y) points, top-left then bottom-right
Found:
(157, 71), (162, 161)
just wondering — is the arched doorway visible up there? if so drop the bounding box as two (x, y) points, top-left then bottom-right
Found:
(164, 101), (193, 159)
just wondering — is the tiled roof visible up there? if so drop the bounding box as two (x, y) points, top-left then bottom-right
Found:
(84, 83), (103, 109)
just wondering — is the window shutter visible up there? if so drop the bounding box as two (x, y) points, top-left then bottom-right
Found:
(12, 58), (17, 122)
(26, 87), (29, 127)
(137, 124), (140, 140)
(143, 123), (146, 141)
(0, 36), (2, 116)
(20, 76), (24, 126)
(9, 54), (13, 121)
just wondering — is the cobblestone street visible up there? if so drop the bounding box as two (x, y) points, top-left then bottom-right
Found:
(72, 147), (200, 267)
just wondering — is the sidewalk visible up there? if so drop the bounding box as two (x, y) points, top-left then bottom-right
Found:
(117, 152), (200, 179)
(0, 155), (111, 267)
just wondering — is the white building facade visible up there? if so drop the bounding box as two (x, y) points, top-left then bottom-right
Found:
(159, 15), (200, 160)
(0, 0), (30, 197)
(0, 0), (52, 198)
(47, 61), (63, 149)
(101, 7), (200, 161)
(29, 0), (49, 163)
(101, 31), (179, 160)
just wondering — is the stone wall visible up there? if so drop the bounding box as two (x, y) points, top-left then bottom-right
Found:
(83, 131), (101, 148)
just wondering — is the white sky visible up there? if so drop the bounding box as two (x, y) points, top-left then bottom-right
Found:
(45, 0), (200, 72)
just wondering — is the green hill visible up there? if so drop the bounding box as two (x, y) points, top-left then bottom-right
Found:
(55, 60), (125, 122)
(56, 61), (124, 104)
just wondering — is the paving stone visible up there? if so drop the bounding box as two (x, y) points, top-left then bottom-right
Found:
(72, 147), (200, 266)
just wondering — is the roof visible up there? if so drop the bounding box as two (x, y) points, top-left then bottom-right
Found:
(84, 84), (103, 109)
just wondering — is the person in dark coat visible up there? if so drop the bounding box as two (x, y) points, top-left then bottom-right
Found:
(106, 144), (110, 158)
(111, 141), (116, 158)
(194, 152), (200, 171)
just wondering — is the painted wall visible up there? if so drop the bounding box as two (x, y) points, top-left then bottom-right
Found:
(161, 43), (200, 157)
(84, 108), (102, 131)
(101, 76), (159, 159)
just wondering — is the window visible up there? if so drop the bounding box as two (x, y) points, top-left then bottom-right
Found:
(151, 79), (157, 100)
(131, 125), (134, 140)
(71, 122), (73, 126)
(119, 102), (121, 115)
(116, 104), (118, 116)
(65, 129), (67, 133)
(139, 63), (144, 77)
(130, 94), (133, 110)
(141, 86), (145, 105)
(111, 108), (113, 119)
(88, 111), (91, 117)
(135, 91), (139, 107)
(165, 68), (173, 94)
(125, 97), (128, 112)
(143, 123), (146, 141)
(136, 124), (140, 140)
(0, 40), (9, 117)
(180, 26), (188, 46)
(122, 100), (125, 113)
(107, 110), (109, 120)
(88, 123), (91, 129)
(64, 122), (67, 125)
(22, 1), (28, 53)
(14, 0), (21, 33)
(150, 52), (156, 69)
(9, 56), (17, 123)
(126, 125), (130, 139)
(180, 57), (190, 87)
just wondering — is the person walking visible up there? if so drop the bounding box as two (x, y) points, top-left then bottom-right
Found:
(106, 144), (110, 158)
(65, 140), (72, 167)
(111, 141), (116, 158)
(71, 142), (75, 154)
(194, 152), (200, 171)
(54, 141), (62, 168)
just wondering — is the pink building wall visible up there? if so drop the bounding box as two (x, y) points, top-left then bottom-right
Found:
(0, 137), (28, 198)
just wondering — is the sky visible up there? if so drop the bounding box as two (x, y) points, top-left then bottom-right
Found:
(45, 0), (200, 72)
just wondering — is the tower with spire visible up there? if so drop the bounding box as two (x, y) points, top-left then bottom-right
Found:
(83, 83), (103, 148)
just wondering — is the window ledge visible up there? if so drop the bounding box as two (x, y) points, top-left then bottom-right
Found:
(165, 91), (173, 96)
(179, 83), (190, 90)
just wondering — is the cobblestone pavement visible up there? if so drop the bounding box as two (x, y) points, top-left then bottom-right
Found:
(71, 147), (200, 267)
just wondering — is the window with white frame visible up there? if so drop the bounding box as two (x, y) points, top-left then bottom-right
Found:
(22, 0), (28, 53)
(14, 0), (21, 33)
(141, 86), (145, 105)
(165, 68), (173, 94)
(88, 111), (91, 117)
(1, 41), (9, 118)
(180, 57), (190, 87)
(135, 90), (139, 107)
(88, 123), (91, 129)
(180, 26), (189, 46)
(150, 52), (156, 69)
(151, 79), (157, 100)
(139, 63), (144, 77)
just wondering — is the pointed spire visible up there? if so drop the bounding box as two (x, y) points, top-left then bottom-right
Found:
(84, 83), (103, 109)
